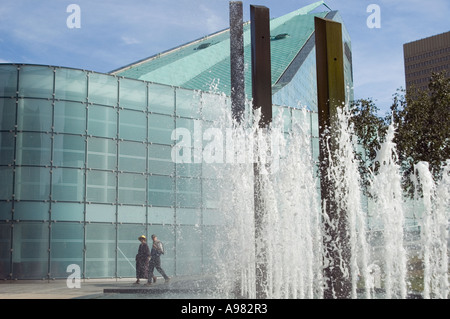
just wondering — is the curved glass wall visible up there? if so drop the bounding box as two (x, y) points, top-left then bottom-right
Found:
(0, 64), (319, 279)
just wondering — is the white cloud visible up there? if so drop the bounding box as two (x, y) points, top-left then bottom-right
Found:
(121, 36), (141, 45)
(199, 4), (228, 34)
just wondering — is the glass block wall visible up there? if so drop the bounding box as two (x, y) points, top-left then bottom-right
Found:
(0, 64), (320, 279)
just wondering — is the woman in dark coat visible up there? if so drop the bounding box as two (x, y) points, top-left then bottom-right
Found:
(135, 235), (150, 284)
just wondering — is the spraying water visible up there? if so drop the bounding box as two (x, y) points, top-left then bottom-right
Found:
(414, 161), (449, 299)
(206, 100), (373, 298)
(324, 106), (371, 299)
(369, 122), (408, 298)
(197, 92), (448, 299)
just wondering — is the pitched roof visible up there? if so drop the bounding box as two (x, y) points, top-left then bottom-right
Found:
(111, 1), (331, 98)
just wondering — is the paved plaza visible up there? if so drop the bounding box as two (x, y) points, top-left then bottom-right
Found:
(0, 276), (219, 299)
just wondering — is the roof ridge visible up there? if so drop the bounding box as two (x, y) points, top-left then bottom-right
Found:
(270, 1), (330, 29)
(111, 1), (330, 76)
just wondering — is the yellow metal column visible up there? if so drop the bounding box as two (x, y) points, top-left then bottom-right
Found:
(315, 17), (351, 299)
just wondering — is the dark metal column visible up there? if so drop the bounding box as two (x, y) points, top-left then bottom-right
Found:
(229, 1), (245, 123)
(250, 4), (272, 299)
(315, 16), (351, 299)
(251, 5), (272, 127)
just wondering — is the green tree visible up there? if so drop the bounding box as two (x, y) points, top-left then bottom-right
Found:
(349, 98), (388, 193)
(350, 71), (449, 197)
(388, 71), (449, 196)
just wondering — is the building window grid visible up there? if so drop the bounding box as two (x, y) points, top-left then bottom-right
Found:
(0, 64), (318, 279)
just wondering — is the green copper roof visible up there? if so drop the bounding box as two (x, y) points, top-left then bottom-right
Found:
(111, 1), (330, 98)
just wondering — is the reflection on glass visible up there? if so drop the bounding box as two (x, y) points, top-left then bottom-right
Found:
(148, 113), (174, 145)
(52, 168), (84, 201)
(88, 105), (117, 138)
(87, 137), (116, 170)
(17, 99), (52, 132)
(149, 83), (174, 115)
(14, 167), (50, 201)
(0, 65), (17, 97)
(148, 144), (174, 175)
(119, 109), (147, 141)
(18, 66), (53, 99)
(0, 98), (16, 131)
(54, 101), (86, 134)
(15, 132), (51, 166)
(53, 134), (85, 168)
(118, 173), (146, 205)
(118, 141), (146, 173)
(148, 175), (174, 207)
(119, 78), (146, 110)
(88, 72), (117, 106)
(86, 170), (116, 203)
(55, 68), (87, 102)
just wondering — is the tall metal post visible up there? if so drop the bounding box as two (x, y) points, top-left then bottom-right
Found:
(229, 1), (245, 123)
(315, 16), (351, 299)
(251, 5), (272, 127)
(250, 4), (272, 299)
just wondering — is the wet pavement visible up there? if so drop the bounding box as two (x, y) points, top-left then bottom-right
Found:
(0, 275), (222, 299)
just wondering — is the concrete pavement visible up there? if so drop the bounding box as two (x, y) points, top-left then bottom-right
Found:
(0, 275), (221, 299)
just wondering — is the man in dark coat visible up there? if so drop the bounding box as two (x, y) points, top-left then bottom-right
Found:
(147, 234), (170, 285)
(135, 235), (150, 284)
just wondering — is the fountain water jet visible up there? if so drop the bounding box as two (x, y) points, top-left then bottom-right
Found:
(208, 101), (376, 299)
(369, 122), (408, 298)
(414, 160), (449, 299)
(200, 93), (448, 299)
(202, 2), (449, 299)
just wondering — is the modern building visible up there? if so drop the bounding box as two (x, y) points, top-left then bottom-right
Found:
(403, 31), (450, 92)
(0, 1), (353, 280)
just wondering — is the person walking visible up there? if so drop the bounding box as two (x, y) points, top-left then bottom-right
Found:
(147, 234), (170, 285)
(135, 235), (150, 284)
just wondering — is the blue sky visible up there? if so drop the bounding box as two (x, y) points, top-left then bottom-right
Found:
(0, 0), (449, 115)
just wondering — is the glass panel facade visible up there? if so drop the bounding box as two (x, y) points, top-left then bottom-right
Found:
(55, 68), (87, 102)
(53, 135), (85, 168)
(50, 222), (84, 278)
(86, 170), (116, 203)
(87, 137), (116, 170)
(18, 65), (53, 99)
(52, 168), (85, 202)
(117, 224), (146, 277)
(54, 101), (86, 134)
(148, 83), (174, 115)
(0, 65), (17, 97)
(0, 64), (323, 279)
(88, 72), (117, 106)
(119, 109), (147, 141)
(119, 78), (146, 111)
(12, 222), (49, 279)
(88, 105), (117, 138)
(0, 98), (16, 131)
(15, 132), (52, 166)
(14, 202), (49, 220)
(0, 167), (13, 200)
(148, 144), (174, 175)
(0, 132), (14, 165)
(85, 223), (116, 278)
(176, 88), (200, 118)
(14, 167), (50, 201)
(118, 173), (146, 205)
(118, 141), (146, 173)
(51, 202), (84, 221)
(0, 223), (11, 278)
(148, 114), (174, 145)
